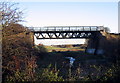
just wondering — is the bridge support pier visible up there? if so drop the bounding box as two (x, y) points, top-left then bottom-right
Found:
(94, 33), (100, 55)
(86, 32), (102, 55)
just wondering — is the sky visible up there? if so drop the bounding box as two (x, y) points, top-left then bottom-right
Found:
(7, 0), (119, 45)
(10, 0), (119, 2)
(18, 2), (118, 33)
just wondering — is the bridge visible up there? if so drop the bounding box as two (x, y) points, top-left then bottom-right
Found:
(28, 26), (105, 55)
(28, 26), (104, 39)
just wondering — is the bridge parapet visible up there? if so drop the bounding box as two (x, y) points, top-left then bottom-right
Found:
(28, 26), (104, 32)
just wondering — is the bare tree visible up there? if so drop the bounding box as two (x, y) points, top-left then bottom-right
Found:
(0, 2), (23, 27)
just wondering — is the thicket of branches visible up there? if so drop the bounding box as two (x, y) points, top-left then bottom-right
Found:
(0, 1), (23, 27)
(1, 1), (61, 82)
(1, 1), (36, 82)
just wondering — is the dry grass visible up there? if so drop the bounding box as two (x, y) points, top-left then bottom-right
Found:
(45, 45), (85, 52)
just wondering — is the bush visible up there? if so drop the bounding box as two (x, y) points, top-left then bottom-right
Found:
(33, 45), (47, 53)
(35, 64), (64, 82)
(2, 23), (36, 82)
(2, 23), (28, 36)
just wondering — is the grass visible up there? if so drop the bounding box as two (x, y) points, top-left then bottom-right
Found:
(45, 45), (85, 52)
(36, 48), (115, 82)
(43, 45), (105, 65)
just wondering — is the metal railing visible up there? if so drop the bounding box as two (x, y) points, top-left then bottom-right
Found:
(28, 26), (104, 32)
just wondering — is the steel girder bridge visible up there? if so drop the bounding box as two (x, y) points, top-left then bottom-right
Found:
(28, 26), (104, 39)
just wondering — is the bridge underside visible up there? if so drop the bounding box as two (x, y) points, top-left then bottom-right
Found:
(34, 31), (99, 39)
(29, 26), (104, 55)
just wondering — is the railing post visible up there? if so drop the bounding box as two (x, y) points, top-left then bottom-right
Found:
(46, 27), (48, 31)
(96, 27), (97, 31)
(83, 27), (84, 31)
(54, 27), (56, 31)
(40, 27), (41, 31)
(62, 27), (63, 31)
(90, 27), (91, 31)
(69, 27), (70, 31)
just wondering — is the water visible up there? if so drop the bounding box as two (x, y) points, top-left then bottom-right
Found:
(86, 49), (104, 55)
(65, 57), (75, 67)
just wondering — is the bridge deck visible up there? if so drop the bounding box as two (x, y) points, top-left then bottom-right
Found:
(28, 26), (104, 32)
(28, 26), (104, 39)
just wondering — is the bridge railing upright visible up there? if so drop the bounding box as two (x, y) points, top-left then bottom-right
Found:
(28, 26), (104, 32)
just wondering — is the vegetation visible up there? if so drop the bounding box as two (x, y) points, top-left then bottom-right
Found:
(1, 1), (120, 82)
(45, 45), (85, 52)
(0, 2), (23, 27)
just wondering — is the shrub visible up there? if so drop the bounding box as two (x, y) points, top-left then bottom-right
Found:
(35, 64), (64, 82)
(2, 23), (28, 36)
(2, 23), (36, 82)
(33, 45), (47, 53)
(3, 55), (37, 82)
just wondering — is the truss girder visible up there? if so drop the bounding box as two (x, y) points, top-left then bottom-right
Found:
(34, 31), (94, 39)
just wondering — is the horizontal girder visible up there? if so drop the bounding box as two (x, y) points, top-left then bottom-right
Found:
(28, 26), (104, 39)
(34, 32), (96, 39)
